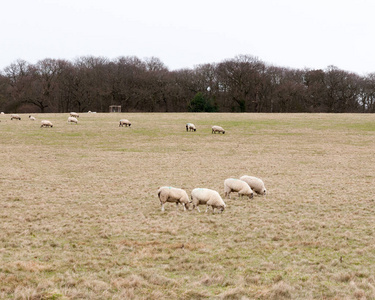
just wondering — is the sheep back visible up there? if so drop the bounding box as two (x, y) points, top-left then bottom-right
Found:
(224, 178), (253, 199)
(212, 125), (225, 134)
(157, 186), (190, 205)
(119, 119), (131, 127)
(11, 114), (21, 120)
(186, 123), (196, 131)
(240, 175), (267, 195)
(67, 116), (78, 124)
(191, 188), (226, 212)
(40, 120), (53, 127)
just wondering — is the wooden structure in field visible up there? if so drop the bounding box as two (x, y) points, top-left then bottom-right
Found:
(109, 105), (121, 113)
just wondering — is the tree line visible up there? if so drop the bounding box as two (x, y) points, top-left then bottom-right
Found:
(0, 54), (374, 113)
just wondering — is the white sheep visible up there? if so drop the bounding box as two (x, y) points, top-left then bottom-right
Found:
(119, 119), (131, 127)
(212, 125), (225, 134)
(186, 123), (196, 132)
(224, 178), (254, 199)
(157, 186), (191, 212)
(191, 188), (226, 213)
(29, 115), (36, 121)
(40, 120), (53, 128)
(10, 114), (21, 120)
(240, 175), (267, 195)
(1, 112), (4, 114)
(70, 112), (79, 118)
(67, 116), (78, 124)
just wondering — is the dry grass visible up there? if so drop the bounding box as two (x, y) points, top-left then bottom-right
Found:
(0, 112), (374, 299)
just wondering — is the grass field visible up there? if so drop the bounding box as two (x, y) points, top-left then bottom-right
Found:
(0, 113), (375, 299)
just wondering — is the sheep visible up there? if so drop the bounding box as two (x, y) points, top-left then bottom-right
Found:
(70, 112), (79, 118)
(157, 186), (191, 212)
(212, 125), (225, 134)
(67, 116), (78, 124)
(186, 123), (196, 132)
(1, 112), (4, 114)
(29, 115), (36, 121)
(240, 175), (267, 195)
(40, 120), (53, 128)
(224, 178), (254, 200)
(191, 188), (226, 213)
(10, 114), (21, 120)
(119, 119), (131, 127)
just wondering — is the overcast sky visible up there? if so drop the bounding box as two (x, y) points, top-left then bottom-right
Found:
(1, 0), (374, 75)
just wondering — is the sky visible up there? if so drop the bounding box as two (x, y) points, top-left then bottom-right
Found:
(1, 0), (375, 75)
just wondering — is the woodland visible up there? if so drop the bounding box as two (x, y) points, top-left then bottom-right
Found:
(1, 54), (374, 113)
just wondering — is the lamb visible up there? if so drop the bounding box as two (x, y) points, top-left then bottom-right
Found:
(186, 123), (196, 132)
(70, 112), (79, 118)
(29, 115), (36, 121)
(119, 119), (131, 127)
(40, 120), (53, 128)
(240, 175), (267, 195)
(10, 114), (21, 120)
(67, 116), (78, 124)
(224, 178), (254, 199)
(212, 125), (225, 134)
(157, 186), (191, 212)
(191, 188), (226, 213)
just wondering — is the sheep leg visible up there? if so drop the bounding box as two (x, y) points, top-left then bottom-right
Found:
(176, 202), (179, 210)
(161, 203), (165, 212)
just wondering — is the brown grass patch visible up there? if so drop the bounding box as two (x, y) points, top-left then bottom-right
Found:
(1, 113), (374, 298)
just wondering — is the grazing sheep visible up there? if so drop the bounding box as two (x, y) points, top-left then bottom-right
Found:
(70, 112), (79, 118)
(212, 125), (225, 134)
(240, 175), (267, 195)
(40, 120), (53, 128)
(157, 186), (191, 212)
(67, 116), (78, 124)
(1, 112), (4, 114)
(224, 178), (254, 200)
(191, 188), (226, 213)
(119, 119), (131, 127)
(186, 123), (196, 132)
(10, 114), (21, 120)
(29, 115), (36, 121)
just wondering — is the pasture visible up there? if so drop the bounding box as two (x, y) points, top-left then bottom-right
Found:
(0, 113), (374, 299)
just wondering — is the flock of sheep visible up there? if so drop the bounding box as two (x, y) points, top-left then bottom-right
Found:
(4, 113), (227, 135)
(5, 112), (80, 127)
(2, 111), (267, 214)
(158, 175), (267, 214)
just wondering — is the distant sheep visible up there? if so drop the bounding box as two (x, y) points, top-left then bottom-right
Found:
(240, 175), (267, 195)
(191, 188), (226, 213)
(119, 119), (131, 127)
(224, 178), (254, 200)
(157, 186), (191, 212)
(40, 120), (53, 128)
(10, 114), (21, 120)
(1, 112), (4, 114)
(186, 123), (196, 132)
(29, 115), (36, 121)
(67, 116), (78, 124)
(212, 125), (225, 134)
(70, 112), (79, 118)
